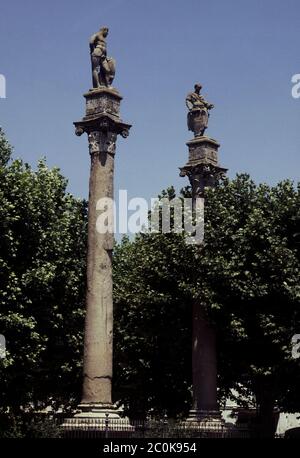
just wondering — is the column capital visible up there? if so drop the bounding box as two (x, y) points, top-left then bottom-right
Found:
(74, 87), (131, 139)
(74, 114), (131, 139)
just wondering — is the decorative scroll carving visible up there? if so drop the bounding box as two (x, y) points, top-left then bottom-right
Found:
(87, 130), (117, 155)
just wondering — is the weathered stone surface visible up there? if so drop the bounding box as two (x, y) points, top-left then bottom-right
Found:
(89, 27), (116, 88)
(180, 136), (227, 198)
(74, 88), (130, 139)
(181, 86), (227, 428)
(186, 136), (219, 166)
(81, 141), (114, 405)
(84, 87), (122, 119)
(71, 87), (131, 423)
(186, 83), (214, 137)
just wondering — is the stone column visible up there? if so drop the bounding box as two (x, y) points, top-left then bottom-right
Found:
(189, 300), (219, 421)
(180, 136), (227, 426)
(73, 87), (131, 421)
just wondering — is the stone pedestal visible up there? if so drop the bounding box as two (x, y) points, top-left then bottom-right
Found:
(186, 136), (220, 167)
(62, 87), (132, 434)
(180, 136), (227, 198)
(180, 135), (227, 429)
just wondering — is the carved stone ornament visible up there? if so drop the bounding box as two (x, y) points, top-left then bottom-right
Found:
(88, 131), (100, 154)
(88, 130), (117, 155)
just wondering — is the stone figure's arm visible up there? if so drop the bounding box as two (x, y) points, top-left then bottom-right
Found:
(203, 97), (214, 110)
(89, 34), (97, 53)
(186, 95), (194, 110)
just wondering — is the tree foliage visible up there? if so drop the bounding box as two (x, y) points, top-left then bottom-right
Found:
(202, 176), (300, 415)
(113, 176), (300, 423)
(0, 129), (299, 435)
(113, 232), (194, 418)
(0, 131), (87, 412)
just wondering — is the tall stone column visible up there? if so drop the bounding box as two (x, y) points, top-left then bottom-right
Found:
(62, 28), (131, 431)
(73, 88), (131, 421)
(191, 301), (218, 416)
(180, 84), (227, 427)
(62, 27), (132, 437)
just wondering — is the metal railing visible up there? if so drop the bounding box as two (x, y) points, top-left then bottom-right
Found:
(1, 412), (280, 438)
(61, 416), (251, 439)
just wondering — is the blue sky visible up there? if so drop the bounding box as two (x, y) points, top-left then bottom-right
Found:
(0, 0), (299, 202)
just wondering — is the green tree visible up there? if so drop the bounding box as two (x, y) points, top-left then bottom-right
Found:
(201, 175), (300, 436)
(113, 232), (194, 419)
(113, 176), (300, 436)
(0, 131), (87, 414)
(1, 127), (299, 438)
(0, 127), (12, 167)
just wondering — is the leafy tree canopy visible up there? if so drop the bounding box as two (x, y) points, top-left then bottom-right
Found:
(0, 131), (87, 412)
(113, 176), (300, 420)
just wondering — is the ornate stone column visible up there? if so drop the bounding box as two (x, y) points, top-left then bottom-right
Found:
(62, 27), (132, 435)
(180, 84), (227, 428)
(73, 88), (130, 420)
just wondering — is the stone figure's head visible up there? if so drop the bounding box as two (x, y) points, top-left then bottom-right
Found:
(194, 83), (202, 93)
(100, 27), (109, 37)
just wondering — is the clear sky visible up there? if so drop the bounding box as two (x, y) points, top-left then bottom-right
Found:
(0, 0), (299, 202)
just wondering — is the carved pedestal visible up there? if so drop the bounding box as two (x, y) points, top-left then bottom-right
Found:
(180, 136), (227, 198)
(62, 88), (132, 435)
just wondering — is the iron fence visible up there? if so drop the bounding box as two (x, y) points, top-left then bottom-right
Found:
(60, 417), (252, 439)
(1, 412), (286, 438)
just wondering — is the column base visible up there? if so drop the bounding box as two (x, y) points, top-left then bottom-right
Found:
(179, 410), (226, 437)
(61, 403), (134, 437)
(186, 409), (223, 422)
(74, 402), (123, 419)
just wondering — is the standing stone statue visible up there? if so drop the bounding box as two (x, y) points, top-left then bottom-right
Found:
(90, 26), (116, 88)
(186, 83), (214, 137)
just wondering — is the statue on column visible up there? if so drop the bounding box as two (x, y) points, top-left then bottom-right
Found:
(186, 83), (214, 137)
(90, 26), (116, 88)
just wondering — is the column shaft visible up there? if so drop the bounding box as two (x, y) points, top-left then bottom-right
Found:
(192, 301), (218, 412)
(82, 148), (114, 405)
(180, 135), (226, 423)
